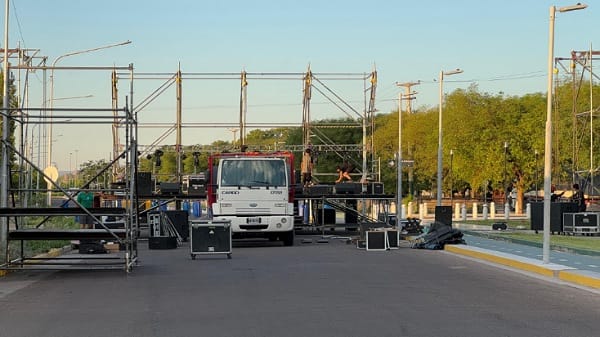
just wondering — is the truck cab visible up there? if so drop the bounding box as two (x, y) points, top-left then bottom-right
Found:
(208, 152), (295, 246)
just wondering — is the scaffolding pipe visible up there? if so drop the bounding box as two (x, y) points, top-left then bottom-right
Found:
(1, 0), (10, 265)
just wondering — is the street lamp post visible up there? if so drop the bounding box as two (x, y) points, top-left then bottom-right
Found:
(397, 92), (403, 222)
(74, 149), (79, 188)
(535, 150), (539, 201)
(450, 149), (454, 206)
(437, 68), (463, 206)
(228, 128), (239, 147)
(45, 40), (131, 205)
(69, 152), (72, 188)
(504, 141), (510, 219)
(543, 3), (587, 264)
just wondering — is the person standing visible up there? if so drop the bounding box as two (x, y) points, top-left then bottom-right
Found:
(572, 183), (586, 212)
(76, 190), (95, 229)
(301, 148), (313, 187)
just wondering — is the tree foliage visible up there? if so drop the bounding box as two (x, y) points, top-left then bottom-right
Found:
(375, 80), (598, 212)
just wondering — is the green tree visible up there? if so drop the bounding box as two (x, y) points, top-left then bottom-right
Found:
(78, 159), (112, 188)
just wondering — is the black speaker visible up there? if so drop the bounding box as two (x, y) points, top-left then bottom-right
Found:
(345, 199), (358, 225)
(308, 184), (333, 195)
(435, 206), (453, 226)
(364, 182), (384, 194)
(386, 229), (399, 248)
(137, 172), (152, 196)
(335, 182), (360, 195)
(316, 208), (336, 225)
(158, 182), (180, 195)
(182, 174), (207, 196)
(163, 210), (189, 241)
(530, 202), (577, 232)
(366, 230), (387, 251)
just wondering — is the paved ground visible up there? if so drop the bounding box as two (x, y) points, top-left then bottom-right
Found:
(0, 235), (599, 337)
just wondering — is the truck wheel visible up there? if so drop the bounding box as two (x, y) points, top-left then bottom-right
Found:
(282, 231), (294, 246)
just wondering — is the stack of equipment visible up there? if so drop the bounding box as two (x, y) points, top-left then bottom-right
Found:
(412, 222), (464, 250)
(147, 211), (181, 250)
(182, 174), (207, 197)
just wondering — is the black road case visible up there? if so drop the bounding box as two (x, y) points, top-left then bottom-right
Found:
(190, 220), (232, 259)
(563, 212), (600, 234)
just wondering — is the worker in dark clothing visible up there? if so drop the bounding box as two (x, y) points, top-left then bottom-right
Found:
(335, 161), (353, 183)
(550, 184), (564, 202)
(572, 183), (586, 212)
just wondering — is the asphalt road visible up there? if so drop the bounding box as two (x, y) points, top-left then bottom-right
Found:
(0, 236), (599, 337)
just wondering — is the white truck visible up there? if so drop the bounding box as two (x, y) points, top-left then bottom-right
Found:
(207, 151), (296, 246)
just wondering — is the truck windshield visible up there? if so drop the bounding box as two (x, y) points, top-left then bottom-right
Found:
(220, 159), (287, 187)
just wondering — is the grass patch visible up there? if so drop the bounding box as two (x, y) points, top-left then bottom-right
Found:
(491, 232), (600, 252)
(461, 219), (600, 252)
(9, 216), (80, 258)
(460, 219), (530, 228)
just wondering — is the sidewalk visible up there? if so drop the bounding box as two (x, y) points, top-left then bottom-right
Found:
(444, 226), (600, 290)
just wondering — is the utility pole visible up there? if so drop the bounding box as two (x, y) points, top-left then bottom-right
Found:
(395, 81), (420, 114)
(176, 65), (182, 184)
(396, 81), (419, 200)
(239, 71), (247, 148)
(302, 65), (312, 148)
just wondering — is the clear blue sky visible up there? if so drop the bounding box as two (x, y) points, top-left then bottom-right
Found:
(4, 0), (598, 171)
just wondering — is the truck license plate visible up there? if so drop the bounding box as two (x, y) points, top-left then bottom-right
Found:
(247, 217), (261, 224)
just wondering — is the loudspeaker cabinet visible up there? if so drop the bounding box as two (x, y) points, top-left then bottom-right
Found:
(366, 230), (387, 251)
(386, 228), (399, 249)
(190, 220), (232, 259)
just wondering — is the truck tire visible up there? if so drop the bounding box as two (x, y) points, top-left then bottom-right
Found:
(281, 230), (294, 246)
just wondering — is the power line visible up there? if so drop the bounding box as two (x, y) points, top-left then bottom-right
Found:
(10, 0), (27, 48)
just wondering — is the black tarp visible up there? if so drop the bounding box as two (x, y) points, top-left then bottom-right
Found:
(411, 222), (465, 250)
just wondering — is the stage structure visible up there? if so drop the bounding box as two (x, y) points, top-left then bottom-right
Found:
(113, 66), (379, 186)
(555, 49), (600, 196)
(0, 56), (381, 272)
(0, 55), (138, 271)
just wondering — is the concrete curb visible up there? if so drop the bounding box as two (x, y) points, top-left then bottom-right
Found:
(445, 244), (600, 290)
(558, 270), (600, 289)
